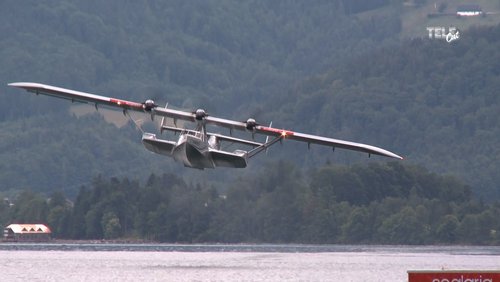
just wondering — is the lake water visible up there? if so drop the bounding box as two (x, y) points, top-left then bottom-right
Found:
(0, 244), (499, 281)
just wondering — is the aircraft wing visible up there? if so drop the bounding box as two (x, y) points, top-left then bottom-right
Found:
(197, 115), (402, 159)
(283, 131), (403, 159)
(9, 82), (403, 159)
(8, 82), (212, 122)
(189, 116), (404, 159)
(8, 82), (146, 111)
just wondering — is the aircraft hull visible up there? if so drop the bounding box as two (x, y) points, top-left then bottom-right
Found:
(173, 135), (215, 169)
(142, 133), (248, 169)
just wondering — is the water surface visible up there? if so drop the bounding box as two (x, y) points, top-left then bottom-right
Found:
(1, 244), (498, 281)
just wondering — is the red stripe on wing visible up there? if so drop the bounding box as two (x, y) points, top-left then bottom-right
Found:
(110, 99), (143, 109)
(260, 127), (294, 137)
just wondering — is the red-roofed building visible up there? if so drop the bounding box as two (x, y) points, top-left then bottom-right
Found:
(3, 224), (52, 242)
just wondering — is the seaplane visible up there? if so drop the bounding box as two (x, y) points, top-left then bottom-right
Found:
(8, 82), (403, 169)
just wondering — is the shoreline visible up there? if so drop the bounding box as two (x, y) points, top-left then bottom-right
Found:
(1, 242), (500, 256)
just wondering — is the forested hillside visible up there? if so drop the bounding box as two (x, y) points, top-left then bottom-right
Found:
(3, 162), (499, 245)
(277, 25), (500, 199)
(1, 0), (401, 118)
(0, 1), (498, 200)
(1, 1), (500, 244)
(0, 1), (401, 195)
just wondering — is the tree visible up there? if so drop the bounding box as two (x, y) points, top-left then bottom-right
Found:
(70, 186), (91, 239)
(0, 196), (12, 229)
(457, 211), (497, 244)
(102, 211), (122, 239)
(377, 207), (429, 244)
(85, 207), (103, 239)
(341, 207), (373, 243)
(12, 191), (49, 223)
(435, 215), (459, 243)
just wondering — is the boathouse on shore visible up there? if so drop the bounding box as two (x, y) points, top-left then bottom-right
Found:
(3, 224), (52, 242)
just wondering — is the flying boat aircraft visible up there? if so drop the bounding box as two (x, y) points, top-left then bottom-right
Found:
(8, 82), (403, 169)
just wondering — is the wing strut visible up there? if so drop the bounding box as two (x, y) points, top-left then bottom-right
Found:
(125, 111), (145, 133)
(247, 134), (283, 159)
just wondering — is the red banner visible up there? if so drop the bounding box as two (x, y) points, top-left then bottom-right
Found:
(408, 271), (500, 282)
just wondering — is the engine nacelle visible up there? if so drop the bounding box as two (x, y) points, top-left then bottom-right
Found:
(195, 109), (207, 120)
(143, 99), (156, 111)
(246, 118), (257, 130)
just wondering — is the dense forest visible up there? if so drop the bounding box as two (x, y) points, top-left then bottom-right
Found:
(281, 25), (500, 199)
(0, 1), (403, 196)
(2, 162), (499, 245)
(1, 1), (500, 244)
